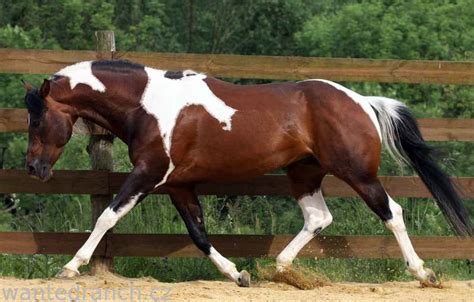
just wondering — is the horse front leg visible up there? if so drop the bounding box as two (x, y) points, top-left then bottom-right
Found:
(57, 164), (159, 278)
(168, 185), (251, 287)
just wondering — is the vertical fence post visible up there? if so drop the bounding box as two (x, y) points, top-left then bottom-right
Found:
(0, 145), (6, 208)
(88, 30), (115, 275)
(0, 145), (6, 169)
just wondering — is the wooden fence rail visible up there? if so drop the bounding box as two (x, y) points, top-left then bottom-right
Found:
(0, 232), (472, 259)
(1, 170), (473, 199)
(1, 108), (473, 142)
(1, 48), (474, 84)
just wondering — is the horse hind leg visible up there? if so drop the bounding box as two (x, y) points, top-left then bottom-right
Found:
(345, 175), (441, 287)
(276, 158), (332, 272)
(167, 185), (250, 287)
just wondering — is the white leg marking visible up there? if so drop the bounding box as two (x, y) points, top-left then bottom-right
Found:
(385, 196), (429, 281)
(63, 194), (142, 273)
(276, 190), (332, 271)
(208, 246), (241, 283)
(55, 61), (106, 92)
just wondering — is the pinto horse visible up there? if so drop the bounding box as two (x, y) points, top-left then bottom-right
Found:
(23, 60), (472, 287)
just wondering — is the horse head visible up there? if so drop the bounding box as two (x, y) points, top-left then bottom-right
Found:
(23, 79), (77, 182)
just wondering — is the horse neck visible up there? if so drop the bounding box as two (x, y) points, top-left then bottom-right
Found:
(79, 102), (128, 140)
(52, 78), (139, 142)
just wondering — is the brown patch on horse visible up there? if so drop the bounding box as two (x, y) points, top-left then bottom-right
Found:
(165, 78), (314, 183)
(297, 81), (382, 180)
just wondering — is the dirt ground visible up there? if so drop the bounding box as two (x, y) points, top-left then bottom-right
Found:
(0, 273), (472, 301)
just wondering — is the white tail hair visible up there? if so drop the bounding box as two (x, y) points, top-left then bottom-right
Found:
(365, 96), (408, 167)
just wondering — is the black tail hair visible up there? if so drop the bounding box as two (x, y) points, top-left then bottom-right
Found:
(392, 107), (473, 236)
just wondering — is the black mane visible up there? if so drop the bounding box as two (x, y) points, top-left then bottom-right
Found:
(24, 89), (46, 117)
(164, 70), (184, 79)
(91, 60), (145, 73)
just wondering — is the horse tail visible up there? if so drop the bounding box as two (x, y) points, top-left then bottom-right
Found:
(366, 96), (473, 237)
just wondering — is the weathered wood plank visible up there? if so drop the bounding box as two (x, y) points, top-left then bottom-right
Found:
(0, 170), (109, 194)
(0, 232), (106, 255)
(0, 232), (471, 259)
(418, 119), (474, 128)
(0, 109), (27, 133)
(0, 109), (101, 135)
(418, 119), (474, 141)
(119, 174), (474, 198)
(1, 48), (473, 84)
(1, 170), (472, 198)
(107, 234), (474, 259)
(0, 49), (96, 74)
(1, 109), (472, 142)
(123, 52), (474, 84)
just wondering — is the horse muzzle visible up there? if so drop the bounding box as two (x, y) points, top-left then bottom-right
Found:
(27, 159), (53, 182)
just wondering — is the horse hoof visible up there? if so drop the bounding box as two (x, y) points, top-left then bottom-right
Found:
(238, 270), (251, 287)
(56, 267), (80, 279)
(420, 268), (442, 288)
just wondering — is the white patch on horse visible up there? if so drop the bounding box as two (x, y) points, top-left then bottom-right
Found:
(302, 79), (382, 140)
(140, 67), (237, 187)
(55, 61), (106, 92)
(183, 69), (197, 76)
(155, 161), (175, 187)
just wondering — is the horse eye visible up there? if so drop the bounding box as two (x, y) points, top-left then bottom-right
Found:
(30, 120), (40, 128)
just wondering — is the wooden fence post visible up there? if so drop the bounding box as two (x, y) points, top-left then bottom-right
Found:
(88, 30), (115, 275)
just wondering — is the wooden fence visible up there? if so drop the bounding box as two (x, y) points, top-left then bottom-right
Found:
(1, 48), (474, 84)
(0, 32), (473, 271)
(1, 108), (473, 141)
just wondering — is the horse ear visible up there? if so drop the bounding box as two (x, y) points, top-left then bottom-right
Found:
(25, 92), (45, 116)
(21, 79), (35, 92)
(39, 79), (50, 98)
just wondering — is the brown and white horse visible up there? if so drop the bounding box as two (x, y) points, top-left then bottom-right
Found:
(23, 60), (472, 287)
